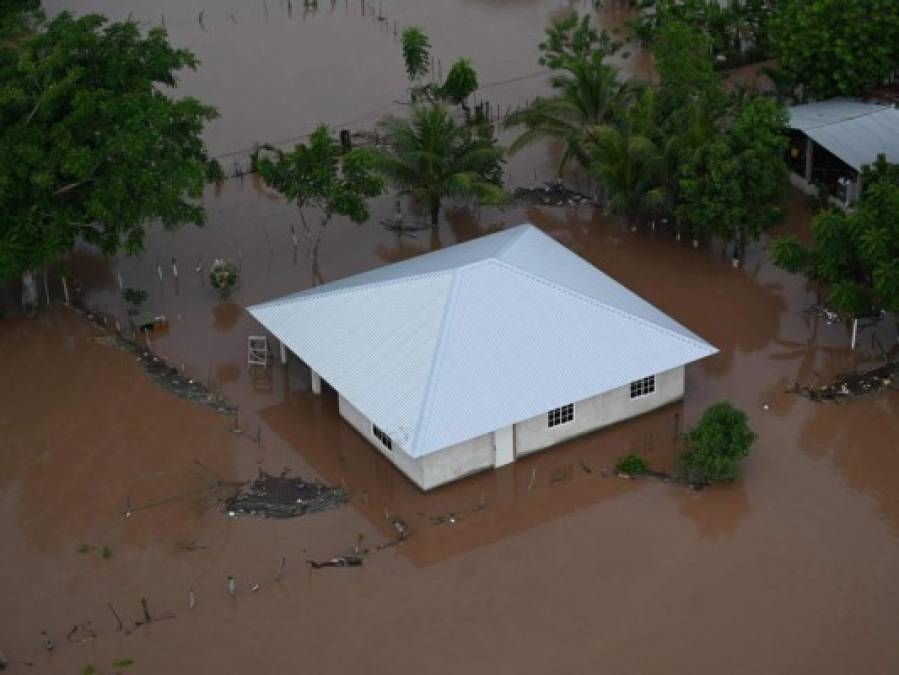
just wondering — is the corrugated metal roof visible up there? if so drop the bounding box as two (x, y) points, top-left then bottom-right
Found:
(248, 225), (717, 457)
(788, 99), (899, 171)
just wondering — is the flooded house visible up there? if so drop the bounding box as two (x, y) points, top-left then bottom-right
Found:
(248, 225), (717, 490)
(787, 98), (899, 206)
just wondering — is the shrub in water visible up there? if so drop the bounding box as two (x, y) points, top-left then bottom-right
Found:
(209, 259), (239, 297)
(682, 401), (756, 482)
(615, 453), (648, 475)
(121, 287), (147, 315)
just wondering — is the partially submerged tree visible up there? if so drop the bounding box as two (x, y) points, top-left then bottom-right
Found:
(506, 16), (629, 175)
(255, 125), (384, 283)
(370, 104), (505, 226)
(401, 26), (430, 82)
(771, 155), (899, 318)
(682, 401), (756, 482)
(441, 58), (478, 110)
(537, 11), (620, 70)
(677, 96), (788, 261)
(0, 12), (221, 311)
(768, 0), (899, 100)
(588, 89), (666, 226)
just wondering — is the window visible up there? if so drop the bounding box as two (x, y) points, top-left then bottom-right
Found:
(548, 403), (574, 428)
(372, 424), (393, 451)
(630, 375), (656, 399)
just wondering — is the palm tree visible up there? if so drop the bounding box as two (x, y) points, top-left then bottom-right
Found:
(588, 124), (665, 227)
(505, 53), (630, 173)
(586, 86), (665, 226)
(371, 104), (505, 227)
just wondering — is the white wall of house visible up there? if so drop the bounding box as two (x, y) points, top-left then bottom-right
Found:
(514, 366), (685, 457)
(338, 367), (685, 491)
(338, 394), (425, 487)
(420, 433), (495, 491)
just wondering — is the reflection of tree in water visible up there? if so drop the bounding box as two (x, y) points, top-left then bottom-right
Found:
(213, 300), (241, 332)
(678, 480), (751, 539)
(798, 393), (899, 536)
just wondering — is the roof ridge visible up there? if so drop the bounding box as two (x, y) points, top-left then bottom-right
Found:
(410, 269), (464, 454)
(247, 268), (455, 311)
(489, 259), (713, 351)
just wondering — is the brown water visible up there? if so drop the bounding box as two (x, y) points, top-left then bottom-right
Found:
(3, 1), (899, 673)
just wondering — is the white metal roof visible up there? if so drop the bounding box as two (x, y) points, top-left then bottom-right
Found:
(248, 225), (717, 458)
(788, 99), (899, 171)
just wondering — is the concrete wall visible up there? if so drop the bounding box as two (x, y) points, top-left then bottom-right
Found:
(420, 432), (495, 491)
(338, 395), (425, 488)
(338, 394), (495, 491)
(514, 366), (685, 456)
(339, 367), (685, 490)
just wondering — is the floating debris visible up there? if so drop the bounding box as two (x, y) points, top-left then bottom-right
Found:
(223, 471), (346, 519)
(513, 183), (593, 207)
(788, 360), (899, 403)
(307, 555), (363, 569)
(92, 334), (236, 415)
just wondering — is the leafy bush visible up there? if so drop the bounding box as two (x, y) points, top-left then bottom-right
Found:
(209, 259), (239, 297)
(441, 58), (478, 106)
(121, 287), (147, 315)
(401, 27), (430, 81)
(615, 453), (648, 475)
(682, 401), (755, 482)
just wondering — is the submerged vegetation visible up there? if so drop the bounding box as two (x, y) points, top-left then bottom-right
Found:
(682, 402), (756, 482)
(0, 11), (222, 312)
(772, 156), (899, 318)
(370, 105), (505, 226)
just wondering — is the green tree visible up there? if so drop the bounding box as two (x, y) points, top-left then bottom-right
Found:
(370, 104), (505, 226)
(0, 0), (43, 40)
(653, 18), (725, 122)
(771, 156), (899, 317)
(506, 12), (628, 173)
(400, 26), (430, 82)
(588, 89), (666, 226)
(683, 401), (756, 482)
(538, 11), (620, 70)
(441, 58), (478, 109)
(677, 96), (787, 260)
(768, 0), (899, 100)
(255, 125), (384, 283)
(0, 12), (221, 309)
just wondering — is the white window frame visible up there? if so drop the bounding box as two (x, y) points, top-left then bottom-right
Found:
(547, 403), (575, 428)
(630, 375), (656, 399)
(372, 423), (393, 451)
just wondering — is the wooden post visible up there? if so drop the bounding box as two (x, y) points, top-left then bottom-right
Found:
(279, 340), (287, 365)
(61, 276), (70, 306)
(850, 317), (858, 350)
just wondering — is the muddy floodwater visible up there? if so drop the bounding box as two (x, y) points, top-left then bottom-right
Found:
(2, 1), (899, 673)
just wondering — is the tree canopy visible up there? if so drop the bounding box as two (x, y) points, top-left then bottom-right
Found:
(683, 401), (756, 482)
(771, 156), (899, 317)
(768, 0), (899, 100)
(506, 12), (629, 173)
(400, 26), (430, 82)
(677, 96), (788, 256)
(0, 12), (221, 281)
(370, 104), (505, 226)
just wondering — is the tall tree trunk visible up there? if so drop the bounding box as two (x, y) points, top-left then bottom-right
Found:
(21, 269), (39, 316)
(429, 197), (440, 227)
